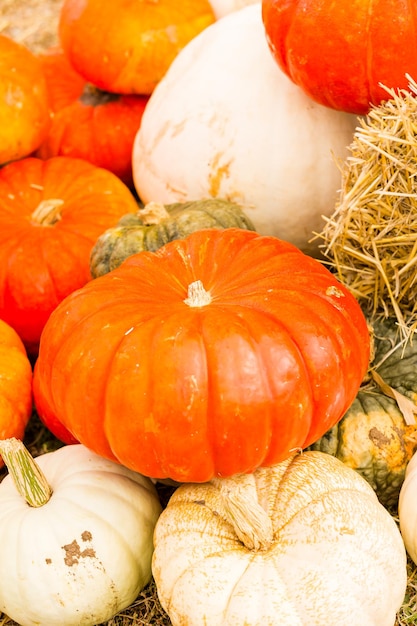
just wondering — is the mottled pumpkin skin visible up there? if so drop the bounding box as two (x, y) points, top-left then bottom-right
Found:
(310, 392), (417, 509)
(90, 199), (256, 278)
(309, 317), (417, 508)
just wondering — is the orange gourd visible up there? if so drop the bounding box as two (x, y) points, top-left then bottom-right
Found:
(262, 0), (417, 114)
(58, 0), (216, 95)
(36, 48), (149, 186)
(0, 156), (139, 357)
(0, 320), (32, 465)
(0, 34), (51, 165)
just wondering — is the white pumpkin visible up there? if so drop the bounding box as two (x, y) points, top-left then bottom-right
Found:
(399, 451), (417, 564)
(209, 0), (260, 18)
(132, 4), (358, 256)
(0, 440), (162, 626)
(152, 451), (407, 626)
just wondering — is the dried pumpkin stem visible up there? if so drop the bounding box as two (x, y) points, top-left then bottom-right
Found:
(211, 475), (273, 551)
(138, 201), (171, 225)
(0, 438), (52, 507)
(184, 279), (212, 307)
(31, 199), (64, 226)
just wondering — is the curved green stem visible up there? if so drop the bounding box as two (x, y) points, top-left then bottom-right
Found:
(0, 438), (52, 507)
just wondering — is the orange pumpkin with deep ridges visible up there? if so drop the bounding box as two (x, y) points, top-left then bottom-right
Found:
(33, 228), (370, 482)
(0, 156), (139, 357)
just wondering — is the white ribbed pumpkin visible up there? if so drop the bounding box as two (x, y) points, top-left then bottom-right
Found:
(0, 440), (162, 626)
(132, 4), (358, 256)
(152, 451), (407, 626)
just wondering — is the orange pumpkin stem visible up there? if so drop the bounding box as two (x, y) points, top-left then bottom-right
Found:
(31, 198), (64, 226)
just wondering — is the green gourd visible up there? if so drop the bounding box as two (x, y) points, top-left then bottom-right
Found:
(90, 198), (256, 278)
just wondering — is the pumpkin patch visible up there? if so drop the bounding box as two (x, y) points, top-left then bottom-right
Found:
(2, 0), (417, 624)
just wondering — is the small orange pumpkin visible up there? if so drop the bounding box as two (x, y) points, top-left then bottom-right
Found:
(36, 49), (149, 186)
(0, 319), (33, 465)
(262, 0), (417, 114)
(0, 35), (51, 165)
(58, 0), (216, 95)
(0, 156), (139, 357)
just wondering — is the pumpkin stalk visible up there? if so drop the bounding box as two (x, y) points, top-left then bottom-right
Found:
(184, 279), (212, 308)
(138, 201), (171, 225)
(80, 83), (120, 106)
(211, 475), (273, 551)
(31, 198), (64, 226)
(0, 438), (52, 507)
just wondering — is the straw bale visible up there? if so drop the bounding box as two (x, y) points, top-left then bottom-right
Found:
(317, 75), (417, 342)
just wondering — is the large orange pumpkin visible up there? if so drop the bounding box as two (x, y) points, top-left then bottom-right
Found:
(58, 0), (216, 95)
(0, 319), (33, 465)
(0, 156), (139, 357)
(36, 49), (149, 186)
(0, 34), (51, 165)
(33, 228), (370, 482)
(261, 0), (417, 114)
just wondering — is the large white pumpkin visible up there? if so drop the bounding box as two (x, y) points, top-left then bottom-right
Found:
(152, 451), (407, 626)
(132, 4), (358, 255)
